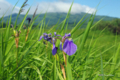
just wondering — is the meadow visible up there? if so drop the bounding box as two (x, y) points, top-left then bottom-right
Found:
(0, 1), (120, 80)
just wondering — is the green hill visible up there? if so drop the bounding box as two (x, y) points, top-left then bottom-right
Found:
(2, 12), (119, 28)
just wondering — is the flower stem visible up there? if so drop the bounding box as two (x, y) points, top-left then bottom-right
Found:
(15, 37), (19, 79)
(60, 63), (66, 80)
(16, 45), (19, 79)
(63, 51), (67, 66)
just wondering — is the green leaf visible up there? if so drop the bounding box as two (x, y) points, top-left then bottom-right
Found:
(66, 55), (73, 80)
(100, 53), (105, 80)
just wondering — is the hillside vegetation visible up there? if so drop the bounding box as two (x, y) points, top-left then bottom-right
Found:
(94, 19), (120, 34)
(2, 12), (118, 28)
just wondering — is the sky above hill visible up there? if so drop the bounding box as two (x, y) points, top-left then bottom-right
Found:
(0, 0), (119, 18)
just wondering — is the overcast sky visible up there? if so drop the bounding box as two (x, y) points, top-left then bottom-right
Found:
(0, 0), (119, 18)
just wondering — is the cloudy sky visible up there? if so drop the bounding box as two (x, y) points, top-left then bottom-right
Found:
(0, 0), (119, 18)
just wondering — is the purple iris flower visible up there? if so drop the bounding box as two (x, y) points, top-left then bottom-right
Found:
(58, 33), (77, 56)
(39, 33), (53, 44)
(39, 32), (77, 56)
(39, 33), (58, 55)
(39, 33), (49, 41)
(26, 17), (31, 24)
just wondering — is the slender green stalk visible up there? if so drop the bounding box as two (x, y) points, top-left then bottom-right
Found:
(16, 47), (19, 79)
(66, 55), (73, 80)
(53, 56), (56, 80)
(100, 53), (105, 80)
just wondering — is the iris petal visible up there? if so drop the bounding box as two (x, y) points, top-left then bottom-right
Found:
(43, 33), (48, 40)
(62, 33), (71, 42)
(64, 33), (71, 37)
(54, 32), (57, 36)
(63, 39), (69, 50)
(52, 43), (57, 55)
(63, 39), (77, 56)
(38, 35), (43, 41)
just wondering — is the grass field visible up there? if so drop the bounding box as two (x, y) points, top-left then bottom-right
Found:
(0, 27), (120, 80)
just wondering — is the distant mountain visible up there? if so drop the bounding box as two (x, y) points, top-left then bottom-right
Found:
(3, 12), (118, 28)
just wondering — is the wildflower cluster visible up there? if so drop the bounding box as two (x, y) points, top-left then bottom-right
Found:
(39, 32), (77, 56)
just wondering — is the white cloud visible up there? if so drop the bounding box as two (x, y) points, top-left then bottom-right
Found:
(0, 0), (19, 17)
(24, 2), (96, 15)
(0, 0), (96, 17)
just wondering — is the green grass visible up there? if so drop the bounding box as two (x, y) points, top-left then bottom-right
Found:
(0, 28), (120, 80)
(0, 1), (120, 80)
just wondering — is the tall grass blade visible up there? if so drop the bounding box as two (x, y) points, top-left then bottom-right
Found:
(100, 53), (105, 80)
(70, 13), (89, 35)
(60, 1), (73, 34)
(53, 57), (56, 80)
(109, 43), (120, 75)
(77, 12), (96, 58)
(66, 55), (73, 80)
